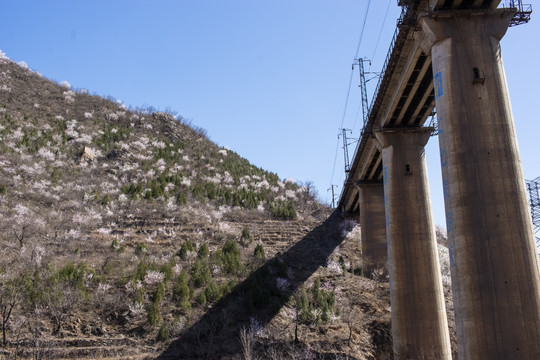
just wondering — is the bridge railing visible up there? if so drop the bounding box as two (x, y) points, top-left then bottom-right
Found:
(362, 7), (408, 133)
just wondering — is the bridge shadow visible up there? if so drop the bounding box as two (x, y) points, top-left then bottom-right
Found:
(156, 210), (346, 359)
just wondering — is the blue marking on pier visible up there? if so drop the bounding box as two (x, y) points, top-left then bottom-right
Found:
(434, 72), (443, 99)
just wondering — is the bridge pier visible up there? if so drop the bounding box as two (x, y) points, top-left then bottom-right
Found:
(419, 10), (540, 359)
(374, 127), (451, 360)
(358, 182), (387, 271)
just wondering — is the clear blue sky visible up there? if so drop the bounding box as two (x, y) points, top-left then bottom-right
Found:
(1, 1), (538, 228)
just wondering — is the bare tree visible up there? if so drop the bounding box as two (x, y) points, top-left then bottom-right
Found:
(45, 285), (80, 335)
(0, 280), (17, 346)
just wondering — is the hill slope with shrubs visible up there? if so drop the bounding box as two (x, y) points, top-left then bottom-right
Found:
(0, 53), (457, 359)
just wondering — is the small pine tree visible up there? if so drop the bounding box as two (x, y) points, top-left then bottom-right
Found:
(241, 227), (252, 245)
(196, 291), (207, 306)
(154, 282), (165, 304)
(178, 240), (195, 259)
(253, 244), (265, 262)
(191, 259), (211, 288)
(197, 243), (209, 258)
(135, 243), (148, 256)
(156, 322), (170, 342)
(223, 239), (241, 274)
(160, 262), (174, 284)
(101, 193), (111, 205)
(296, 286), (311, 323)
(147, 302), (161, 326)
(173, 272), (191, 312)
(205, 279), (221, 303)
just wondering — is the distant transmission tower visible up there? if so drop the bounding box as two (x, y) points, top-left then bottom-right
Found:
(525, 177), (540, 253)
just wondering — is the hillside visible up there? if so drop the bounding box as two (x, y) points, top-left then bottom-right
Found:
(0, 53), (455, 359)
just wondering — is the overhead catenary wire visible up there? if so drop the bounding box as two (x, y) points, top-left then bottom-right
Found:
(330, 0), (373, 190)
(370, 0), (392, 67)
(354, 0), (373, 60)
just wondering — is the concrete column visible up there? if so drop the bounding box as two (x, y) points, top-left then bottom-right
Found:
(419, 11), (540, 359)
(358, 182), (387, 269)
(374, 127), (451, 360)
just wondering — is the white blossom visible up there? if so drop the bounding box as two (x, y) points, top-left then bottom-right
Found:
(107, 112), (119, 121)
(144, 270), (165, 285)
(326, 260), (343, 275)
(63, 90), (75, 103)
(97, 282), (112, 293)
(285, 190), (296, 198)
(152, 140), (166, 149)
(37, 148), (55, 161)
(128, 302), (145, 318)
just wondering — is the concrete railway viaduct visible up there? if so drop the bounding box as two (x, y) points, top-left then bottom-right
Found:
(338, 1), (539, 359)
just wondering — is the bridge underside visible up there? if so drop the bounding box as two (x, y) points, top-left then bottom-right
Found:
(340, 0), (507, 214)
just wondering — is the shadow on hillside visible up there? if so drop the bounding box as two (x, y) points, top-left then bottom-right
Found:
(156, 210), (346, 359)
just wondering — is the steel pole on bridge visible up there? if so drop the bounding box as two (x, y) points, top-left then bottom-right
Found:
(419, 9), (540, 359)
(374, 127), (451, 360)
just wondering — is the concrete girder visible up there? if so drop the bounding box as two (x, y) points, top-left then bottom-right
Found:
(345, 142), (383, 213)
(367, 150), (383, 180)
(359, 142), (379, 181)
(387, 49), (433, 128)
(343, 182), (359, 213)
(375, 44), (426, 129)
(406, 77), (435, 126)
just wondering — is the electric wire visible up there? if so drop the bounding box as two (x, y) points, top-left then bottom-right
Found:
(351, 100), (363, 134)
(330, 67), (355, 186)
(370, 0), (392, 68)
(330, 0), (372, 194)
(354, 0), (373, 59)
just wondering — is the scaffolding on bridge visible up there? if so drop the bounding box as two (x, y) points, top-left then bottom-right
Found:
(526, 177), (540, 253)
(502, 0), (533, 26)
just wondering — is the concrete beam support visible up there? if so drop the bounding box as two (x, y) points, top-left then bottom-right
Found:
(375, 127), (451, 360)
(419, 11), (540, 359)
(358, 182), (387, 269)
